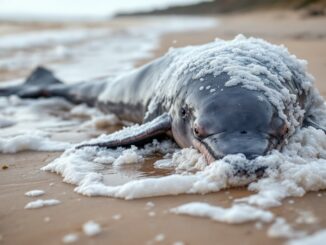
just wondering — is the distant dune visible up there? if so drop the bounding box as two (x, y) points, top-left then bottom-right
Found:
(116, 0), (326, 16)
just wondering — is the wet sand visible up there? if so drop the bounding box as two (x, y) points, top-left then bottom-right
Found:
(1, 11), (326, 245)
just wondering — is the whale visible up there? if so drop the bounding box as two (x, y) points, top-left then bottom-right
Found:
(1, 35), (325, 162)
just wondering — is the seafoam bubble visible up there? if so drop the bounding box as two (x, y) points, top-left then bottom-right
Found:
(82, 221), (101, 237)
(24, 199), (61, 209)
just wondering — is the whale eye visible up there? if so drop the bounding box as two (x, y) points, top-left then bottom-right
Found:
(180, 107), (188, 118)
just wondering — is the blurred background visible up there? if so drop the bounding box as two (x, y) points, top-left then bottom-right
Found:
(0, 0), (211, 21)
(0, 0), (325, 86)
(0, 0), (325, 21)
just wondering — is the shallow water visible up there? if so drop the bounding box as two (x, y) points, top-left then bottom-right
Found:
(102, 155), (174, 186)
(0, 16), (214, 186)
(0, 16), (216, 83)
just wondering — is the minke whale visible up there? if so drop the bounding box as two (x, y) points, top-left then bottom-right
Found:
(1, 35), (325, 163)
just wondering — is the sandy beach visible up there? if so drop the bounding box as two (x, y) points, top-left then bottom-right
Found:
(1, 10), (326, 245)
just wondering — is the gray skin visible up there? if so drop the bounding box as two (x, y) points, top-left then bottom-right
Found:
(0, 55), (324, 163)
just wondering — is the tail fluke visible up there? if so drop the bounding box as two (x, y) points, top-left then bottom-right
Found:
(1, 66), (106, 105)
(24, 66), (62, 86)
(0, 66), (63, 98)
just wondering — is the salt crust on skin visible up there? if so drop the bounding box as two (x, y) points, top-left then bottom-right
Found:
(99, 35), (316, 138)
(25, 190), (45, 197)
(287, 230), (326, 245)
(82, 221), (101, 237)
(171, 202), (274, 224)
(24, 199), (61, 209)
(161, 35), (314, 136)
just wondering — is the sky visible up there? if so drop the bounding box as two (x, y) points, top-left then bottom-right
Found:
(0, 0), (209, 20)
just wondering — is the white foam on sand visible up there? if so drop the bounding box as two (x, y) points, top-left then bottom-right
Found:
(171, 202), (274, 224)
(154, 233), (165, 242)
(24, 199), (61, 209)
(287, 230), (326, 245)
(42, 124), (326, 202)
(82, 221), (101, 237)
(62, 233), (79, 244)
(25, 190), (45, 197)
(0, 131), (71, 153)
(267, 217), (306, 239)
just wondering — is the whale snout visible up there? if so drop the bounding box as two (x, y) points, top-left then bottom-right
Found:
(202, 131), (270, 161)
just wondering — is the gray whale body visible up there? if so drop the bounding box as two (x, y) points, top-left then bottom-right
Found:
(1, 35), (325, 163)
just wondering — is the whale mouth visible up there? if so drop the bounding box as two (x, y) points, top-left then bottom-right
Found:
(193, 132), (273, 163)
(192, 138), (218, 163)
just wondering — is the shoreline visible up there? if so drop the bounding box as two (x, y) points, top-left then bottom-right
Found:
(1, 10), (326, 245)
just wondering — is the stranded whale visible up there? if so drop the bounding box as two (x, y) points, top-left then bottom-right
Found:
(0, 35), (325, 162)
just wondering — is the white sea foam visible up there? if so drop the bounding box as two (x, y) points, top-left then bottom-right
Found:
(173, 242), (185, 245)
(24, 199), (61, 209)
(295, 210), (317, 225)
(25, 190), (45, 197)
(42, 122), (326, 203)
(62, 233), (79, 243)
(0, 118), (15, 128)
(146, 201), (155, 209)
(154, 234), (165, 242)
(112, 214), (122, 220)
(171, 202), (274, 224)
(0, 96), (76, 134)
(44, 216), (51, 222)
(82, 221), (101, 237)
(287, 230), (326, 245)
(0, 132), (71, 153)
(267, 217), (306, 239)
